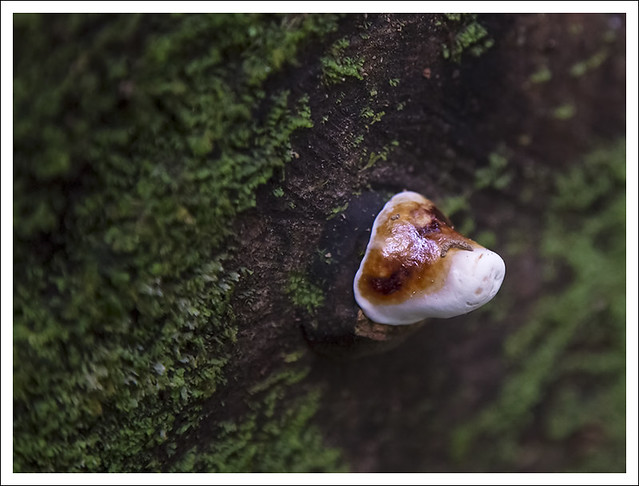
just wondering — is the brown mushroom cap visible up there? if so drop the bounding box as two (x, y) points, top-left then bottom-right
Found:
(353, 191), (505, 325)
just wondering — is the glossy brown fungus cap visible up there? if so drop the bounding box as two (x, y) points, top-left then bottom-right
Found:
(353, 191), (506, 325)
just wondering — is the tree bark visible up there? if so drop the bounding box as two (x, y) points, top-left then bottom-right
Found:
(12, 13), (626, 472)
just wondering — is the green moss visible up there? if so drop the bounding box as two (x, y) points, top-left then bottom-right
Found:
(350, 133), (365, 148)
(441, 15), (494, 63)
(437, 194), (470, 219)
(13, 13), (338, 472)
(475, 150), (512, 190)
(360, 106), (386, 125)
(474, 230), (497, 249)
(444, 13), (463, 22)
(285, 273), (325, 315)
(570, 49), (609, 77)
(450, 139), (626, 471)
(320, 37), (365, 85)
(359, 140), (399, 171)
(529, 66), (552, 84)
(553, 103), (576, 120)
(170, 365), (346, 472)
(282, 349), (306, 363)
(326, 202), (349, 220)
(454, 217), (477, 238)
(316, 247), (334, 265)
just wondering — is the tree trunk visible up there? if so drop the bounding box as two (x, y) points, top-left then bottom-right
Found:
(12, 13), (626, 472)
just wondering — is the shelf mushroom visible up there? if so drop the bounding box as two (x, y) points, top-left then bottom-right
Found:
(353, 191), (505, 325)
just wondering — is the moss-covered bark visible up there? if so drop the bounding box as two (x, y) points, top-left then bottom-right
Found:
(13, 13), (342, 472)
(13, 13), (626, 472)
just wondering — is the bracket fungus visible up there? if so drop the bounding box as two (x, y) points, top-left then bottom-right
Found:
(353, 191), (505, 326)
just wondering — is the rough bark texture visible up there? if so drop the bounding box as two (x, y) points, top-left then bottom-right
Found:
(13, 13), (626, 472)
